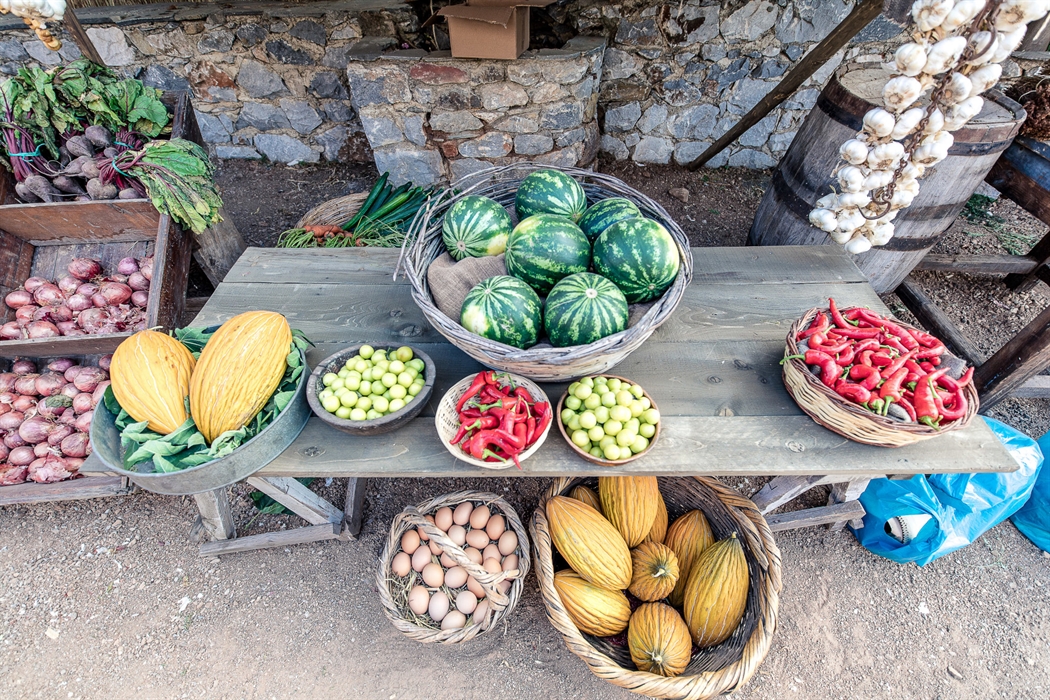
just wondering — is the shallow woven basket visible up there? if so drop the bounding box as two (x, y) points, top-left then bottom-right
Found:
(397, 163), (694, 382)
(377, 490), (531, 644)
(435, 373), (552, 469)
(531, 477), (781, 700)
(554, 375), (661, 466)
(295, 192), (368, 228)
(783, 306), (979, 447)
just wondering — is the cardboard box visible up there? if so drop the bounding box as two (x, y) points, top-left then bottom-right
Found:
(423, 0), (555, 60)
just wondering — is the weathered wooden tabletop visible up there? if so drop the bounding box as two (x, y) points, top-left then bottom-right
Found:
(171, 245), (1017, 479)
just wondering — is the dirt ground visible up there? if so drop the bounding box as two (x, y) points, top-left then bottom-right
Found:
(3, 160), (1050, 700)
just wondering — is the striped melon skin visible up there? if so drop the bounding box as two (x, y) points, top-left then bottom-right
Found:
(578, 197), (641, 241)
(628, 603), (693, 677)
(682, 534), (749, 648)
(504, 214), (590, 295)
(110, 330), (196, 435)
(547, 495), (632, 590)
(544, 272), (628, 348)
(593, 218), (681, 303)
(441, 195), (512, 260)
(515, 169), (587, 221)
(665, 509), (715, 607)
(460, 275), (542, 349)
(554, 570), (631, 637)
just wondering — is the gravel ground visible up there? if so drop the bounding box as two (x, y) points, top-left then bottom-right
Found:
(3, 161), (1050, 700)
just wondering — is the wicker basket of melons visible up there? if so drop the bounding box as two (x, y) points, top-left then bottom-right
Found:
(531, 477), (781, 699)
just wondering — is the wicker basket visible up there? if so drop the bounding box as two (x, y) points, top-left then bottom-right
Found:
(295, 192), (368, 228)
(397, 163), (694, 382)
(435, 373), (552, 470)
(783, 307), (979, 447)
(377, 490), (531, 644)
(531, 477), (781, 700)
(554, 375), (661, 466)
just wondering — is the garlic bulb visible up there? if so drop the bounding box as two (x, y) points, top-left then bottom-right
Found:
(883, 76), (924, 111)
(0, 1), (65, 19)
(995, 0), (1049, 32)
(894, 42), (929, 76)
(923, 130), (955, 152)
(815, 193), (839, 209)
(838, 165), (867, 193)
(924, 36), (968, 74)
(839, 191), (874, 208)
(863, 108), (896, 138)
(992, 26), (1027, 63)
(940, 72), (973, 105)
(941, 0), (984, 32)
(839, 139), (870, 165)
(837, 209), (866, 234)
(891, 107), (926, 139)
(965, 31), (998, 66)
(870, 222), (896, 246)
(844, 234), (873, 255)
(911, 141), (949, 165)
(923, 107), (946, 134)
(902, 162), (926, 180)
(944, 95), (984, 129)
(912, 0), (955, 32)
(863, 169), (895, 190)
(968, 63), (1002, 95)
(809, 208), (839, 233)
(868, 141), (906, 170)
(830, 229), (854, 244)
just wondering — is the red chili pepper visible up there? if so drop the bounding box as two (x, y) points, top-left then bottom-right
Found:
(459, 408), (482, 421)
(834, 380), (871, 404)
(919, 361), (936, 373)
(915, 369), (948, 427)
(828, 298), (854, 329)
(937, 367), (974, 392)
(857, 350), (874, 367)
(849, 364), (882, 391)
(512, 386), (535, 403)
(836, 345), (856, 366)
(879, 367), (908, 401)
(904, 372), (922, 384)
(799, 311), (830, 340)
(800, 349), (841, 387)
(881, 335), (910, 354)
(480, 385), (504, 403)
(904, 359), (927, 377)
(844, 308), (865, 321)
(854, 338), (881, 354)
(871, 351), (895, 367)
(456, 371), (491, 412)
(830, 326), (880, 339)
(809, 333), (850, 354)
(935, 387), (968, 421)
(882, 349), (916, 378)
(915, 345), (945, 359)
(897, 396), (917, 421)
(909, 328), (944, 349)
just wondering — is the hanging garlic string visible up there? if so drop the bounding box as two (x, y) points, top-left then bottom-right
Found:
(0, 1), (66, 51)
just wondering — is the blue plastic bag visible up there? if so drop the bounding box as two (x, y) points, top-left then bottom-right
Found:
(1010, 431), (1050, 552)
(851, 417), (1043, 566)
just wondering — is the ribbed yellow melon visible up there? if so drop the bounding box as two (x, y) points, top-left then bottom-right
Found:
(629, 541), (679, 602)
(628, 602), (693, 677)
(644, 495), (668, 545)
(599, 476), (660, 548)
(664, 509), (714, 607)
(110, 330), (196, 434)
(569, 485), (601, 512)
(682, 533), (749, 648)
(190, 310), (292, 443)
(553, 570), (630, 637)
(546, 495), (631, 590)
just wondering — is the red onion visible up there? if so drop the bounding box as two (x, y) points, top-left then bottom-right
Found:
(59, 432), (89, 457)
(0, 444), (7, 461)
(50, 305), (74, 323)
(4, 289), (32, 308)
(92, 380), (110, 406)
(66, 294), (92, 312)
(91, 293), (107, 308)
(98, 354), (112, 371)
(36, 395), (72, 419)
(57, 276), (81, 296)
(46, 358), (75, 373)
(57, 321), (78, 335)
(66, 457), (85, 469)
(117, 257), (139, 275)
(100, 282), (132, 305)
(75, 410), (93, 433)
(0, 322), (23, 340)
(72, 393), (94, 414)
(15, 305), (38, 325)
(14, 374), (39, 395)
(32, 306), (54, 322)
(0, 375), (16, 393)
(0, 403), (8, 416)
(127, 272), (149, 291)
(97, 324), (120, 334)
(60, 383), (80, 399)
(35, 373), (66, 397)
(108, 273), (129, 284)
(33, 283), (64, 306)
(48, 424), (74, 446)
(0, 410), (24, 430)
(12, 359), (36, 375)
(63, 365), (82, 383)
(77, 307), (109, 333)
(29, 455), (74, 483)
(34, 441), (52, 458)
(27, 321), (60, 339)
(67, 258), (102, 281)
(76, 283), (98, 296)
(8, 445), (35, 466)
(5, 431), (27, 449)
(18, 416), (53, 443)
(0, 391), (14, 403)
(73, 367), (106, 393)
(23, 277), (48, 293)
(65, 329), (87, 337)
(12, 396), (34, 412)
(130, 291), (149, 307)
(138, 256), (153, 281)
(58, 408), (77, 425)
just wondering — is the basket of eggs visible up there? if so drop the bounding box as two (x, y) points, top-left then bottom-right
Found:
(377, 490), (530, 643)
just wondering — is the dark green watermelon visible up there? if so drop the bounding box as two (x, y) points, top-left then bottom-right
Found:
(578, 198), (642, 241)
(544, 272), (628, 347)
(592, 218), (680, 303)
(514, 169), (587, 221)
(504, 214), (590, 296)
(461, 275), (542, 349)
(442, 195), (512, 260)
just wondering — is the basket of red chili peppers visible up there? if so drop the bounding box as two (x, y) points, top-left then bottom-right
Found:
(437, 370), (553, 469)
(781, 299), (979, 447)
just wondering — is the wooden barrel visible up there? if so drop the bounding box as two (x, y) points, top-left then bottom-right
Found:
(749, 65), (1025, 294)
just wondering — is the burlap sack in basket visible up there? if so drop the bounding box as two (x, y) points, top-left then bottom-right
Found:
(427, 253), (507, 320)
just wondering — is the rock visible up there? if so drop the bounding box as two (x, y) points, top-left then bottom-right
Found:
(702, 43), (727, 62)
(669, 187), (690, 203)
(615, 19), (660, 46)
(195, 111), (232, 143)
(661, 79), (702, 107)
(739, 114), (778, 148)
(450, 158), (492, 183)
(359, 113), (403, 147)
(340, 37), (395, 62)
(270, 21), (290, 33)
(603, 48), (639, 80)
(531, 82), (570, 104)
(809, 50), (844, 86)
(600, 135), (629, 161)
(280, 99), (323, 135)
(236, 102), (291, 131)
(309, 72), (348, 100)
(23, 41), (61, 66)
(601, 80), (649, 103)
(506, 62), (546, 87)
(540, 104), (584, 131)
(514, 133), (554, 156)
(59, 42), (82, 63)
(755, 59), (787, 79)
(235, 24), (268, 47)
(145, 29), (194, 58)
(458, 132), (513, 158)
(430, 111), (483, 133)
(332, 24), (363, 41)
(729, 79), (772, 114)
(546, 59), (589, 85)
(141, 65), (191, 92)
(707, 149), (730, 168)
(673, 141), (710, 166)
(669, 104), (719, 140)
(373, 145), (444, 186)
(409, 63), (469, 85)
(728, 149), (776, 168)
(708, 58), (751, 88)
(681, 5), (720, 43)
(434, 86), (480, 110)
(215, 145), (262, 159)
(556, 127), (586, 147)
(603, 102), (642, 133)
(784, 44), (804, 61)
(854, 15), (904, 42)
(254, 134), (320, 164)
(479, 82), (529, 110)
(322, 100), (353, 122)
(632, 136), (674, 164)
(85, 28), (135, 66)
(403, 114), (427, 147)
(237, 61), (286, 98)
(1, 63), (18, 76)
(637, 104), (668, 135)
(776, 0), (851, 44)
(315, 126), (349, 161)
(770, 130), (798, 153)
(0, 40), (28, 62)
(722, 1), (779, 43)
(536, 146), (580, 168)
(346, 67), (411, 108)
(498, 114), (539, 134)
(198, 29), (234, 54)
(947, 666), (963, 681)
(289, 20), (326, 46)
(266, 40), (313, 65)
(624, 133), (641, 148)
(786, 88), (820, 110)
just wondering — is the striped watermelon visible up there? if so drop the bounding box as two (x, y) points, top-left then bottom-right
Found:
(578, 198), (641, 241)
(593, 218), (680, 303)
(544, 272), (628, 347)
(442, 196), (512, 261)
(505, 214), (591, 296)
(461, 275), (542, 349)
(515, 169), (587, 221)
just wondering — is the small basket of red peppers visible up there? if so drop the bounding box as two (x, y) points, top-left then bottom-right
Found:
(781, 299), (979, 447)
(436, 370), (553, 469)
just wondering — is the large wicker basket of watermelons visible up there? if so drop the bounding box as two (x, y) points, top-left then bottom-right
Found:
(398, 164), (692, 382)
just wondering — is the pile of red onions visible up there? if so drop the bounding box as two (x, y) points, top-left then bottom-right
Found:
(0, 356), (110, 486)
(1, 256), (153, 341)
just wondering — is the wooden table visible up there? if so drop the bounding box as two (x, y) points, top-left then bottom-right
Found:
(84, 246), (1018, 556)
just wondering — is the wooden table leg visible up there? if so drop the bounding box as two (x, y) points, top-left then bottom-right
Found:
(1005, 228), (1050, 292)
(343, 478), (367, 539)
(192, 488), (235, 542)
(245, 477), (343, 525)
(827, 478), (871, 531)
(974, 301), (1050, 409)
(751, 475), (827, 514)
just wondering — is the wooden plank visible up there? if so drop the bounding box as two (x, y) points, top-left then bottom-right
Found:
(1020, 18), (1050, 51)
(1007, 228), (1050, 292)
(975, 301), (1050, 409)
(199, 523), (342, 557)
(895, 276), (988, 366)
(915, 254), (1038, 275)
(1011, 374), (1050, 398)
(62, 8), (105, 65)
(0, 476), (130, 506)
(827, 478), (871, 531)
(766, 501), (866, 532)
(193, 207), (247, 286)
(986, 141), (1050, 228)
(148, 214), (192, 332)
(193, 489), (235, 541)
(245, 476), (343, 525)
(343, 478), (367, 538)
(751, 475), (828, 514)
(0, 200), (160, 244)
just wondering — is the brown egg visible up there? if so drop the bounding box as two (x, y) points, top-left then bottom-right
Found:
(456, 590), (478, 615)
(401, 529), (420, 555)
(411, 545), (431, 573)
(483, 558), (502, 575)
(428, 591), (450, 622)
(466, 575), (486, 599)
(421, 562), (445, 588)
(448, 524), (467, 546)
(441, 610), (467, 630)
(464, 547), (484, 565)
(485, 514), (506, 540)
(434, 507), (454, 531)
(469, 505), (491, 530)
(428, 538), (442, 555)
(440, 551), (456, 569)
(473, 599), (489, 624)
(445, 566), (468, 589)
(465, 528), (490, 550)
(483, 543), (501, 562)
(501, 553), (519, 574)
(498, 580), (511, 594)
(417, 525), (430, 542)
(498, 530), (518, 556)
(391, 552), (412, 577)
(453, 501), (474, 526)
(408, 585), (430, 615)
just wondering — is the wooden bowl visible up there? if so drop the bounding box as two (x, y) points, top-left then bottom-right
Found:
(307, 343), (435, 435)
(435, 373), (552, 470)
(555, 375), (660, 466)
